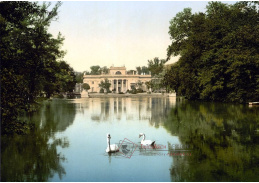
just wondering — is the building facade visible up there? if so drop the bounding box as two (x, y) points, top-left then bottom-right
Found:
(83, 66), (151, 93)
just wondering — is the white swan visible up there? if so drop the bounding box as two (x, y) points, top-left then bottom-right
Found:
(106, 133), (119, 153)
(139, 133), (155, 146)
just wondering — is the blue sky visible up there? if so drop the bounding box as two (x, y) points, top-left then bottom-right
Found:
(48, 1), (236, 72)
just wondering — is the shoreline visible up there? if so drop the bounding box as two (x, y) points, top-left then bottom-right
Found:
(86, 93), (176, 98)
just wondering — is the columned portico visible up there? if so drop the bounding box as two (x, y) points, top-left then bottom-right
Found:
(83, 66), (151, 93)
(116, 79), (119, 93)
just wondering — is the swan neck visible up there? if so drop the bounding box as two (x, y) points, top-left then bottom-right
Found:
(142, 134), (145, 141)
(107, 138), (111, 150)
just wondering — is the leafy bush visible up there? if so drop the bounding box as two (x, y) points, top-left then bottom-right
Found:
(136, 89), (144, 93)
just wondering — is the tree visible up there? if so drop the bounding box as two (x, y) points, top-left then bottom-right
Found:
(56, 61), (76, 93)
(127, 70), (136, 75)
(136, 66), (149, 75)
(82, 83), (90, 91)
(75, 72), (84, 83)
(142, 66), (149, 75)
(136, 66), (142, 75)
(0, 1), (74, 134)
(90, 65), (101, 75)
(147, 57), (167, 76)
(100, 66), (109, 74)
(136, 80), (143, 89)
(145, 81), (152, 91)
(83, 71), (90, 75)
(98, 79), (111, 93)
(165, 1), (259, 102)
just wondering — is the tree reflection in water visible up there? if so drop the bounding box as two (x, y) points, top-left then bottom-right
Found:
(1, 133), (67, 181)
(1, 99), (76, 181)
(165, 101), (259, 181)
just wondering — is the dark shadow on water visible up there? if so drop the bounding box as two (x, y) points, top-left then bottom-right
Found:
(1, 132), (68, 181)
(164, 100), (259, 181)
(1, 99), (76, 181)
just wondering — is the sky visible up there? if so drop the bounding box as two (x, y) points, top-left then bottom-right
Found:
(47, 1), (235, 72)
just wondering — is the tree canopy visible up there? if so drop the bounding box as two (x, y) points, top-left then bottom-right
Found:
(0, 1), (76, 134)
(98, 79), (111, 93)
(82, 83), (90, 91)
(165, 1), (259, 102)
(148, 57), (167, 76)
(136, 66), (149, 75)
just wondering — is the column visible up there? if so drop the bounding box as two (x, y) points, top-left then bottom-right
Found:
(112, 79), (116, 92)
(125, 80), (127, 92)
(110, 80), (113, 92)
(123, 79), (125, 92)
(116, 79), (118, 93)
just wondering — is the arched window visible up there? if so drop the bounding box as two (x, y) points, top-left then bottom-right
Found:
(115, 71), (122, 75)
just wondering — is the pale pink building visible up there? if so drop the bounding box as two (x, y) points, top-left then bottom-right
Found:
(83, 66), (151, 93)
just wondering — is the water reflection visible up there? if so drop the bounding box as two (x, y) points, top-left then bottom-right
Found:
(3, 97), (258, 181)
(1, 133), (67, 181)
(164, 101), (259, 181)
(71, 97), (176, 127)
(29, 99), (77, 132)
(1, 99), (76, 181)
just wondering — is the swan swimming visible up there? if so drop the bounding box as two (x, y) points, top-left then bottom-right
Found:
(106, 133), (119, 153)
(139, 133), (155, 146)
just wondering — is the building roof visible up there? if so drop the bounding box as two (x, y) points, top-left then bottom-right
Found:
(109, 66), (126, 70)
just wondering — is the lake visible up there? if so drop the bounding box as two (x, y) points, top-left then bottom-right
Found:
(1, 97), (259, 181)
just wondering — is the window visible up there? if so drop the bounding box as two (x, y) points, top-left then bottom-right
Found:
(92, 81), (94, 84)
(115, 71), (122, 75)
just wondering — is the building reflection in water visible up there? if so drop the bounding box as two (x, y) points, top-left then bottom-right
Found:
(76, 97), (176, 126)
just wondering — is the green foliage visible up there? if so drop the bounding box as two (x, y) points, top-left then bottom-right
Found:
(82, 83), (90, 91)
(147, 57), (167, 76)
(75, 72), (84, 83)
(165, 1), (259, 102)
(99, 88), (104, 93)
(56, 61), (76, 93)
(130, 85), (136, 91)
(89, 66), (109, 75)
(142, 66), (150, 75)
(83, 71), (90, 75)
(129, 90), (137, 94)
(0, 1), (76, 134)
(2, 100), (74, 181)
(127, 70), (136, 75)
(136, 66), (142, 75)
(135, 80), (143, 89)
(98, 78), (111, 93)
(164, 101), (259, 181)
(90, 65), (101, 75)
(100, 66), (109, 74)
(136, 88), (144, 93)
(145, 81), (152, 90)
(136, 66), (149, 75)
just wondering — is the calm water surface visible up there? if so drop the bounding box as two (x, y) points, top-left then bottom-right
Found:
(1, 97), (259, 181)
